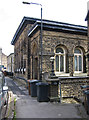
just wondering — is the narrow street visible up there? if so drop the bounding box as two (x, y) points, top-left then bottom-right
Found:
(6, 77), (28, 96)
(3, 77), (29, 119)
(4, 77), (88, 119)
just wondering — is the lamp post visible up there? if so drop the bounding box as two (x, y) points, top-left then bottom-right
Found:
(22, 2), (43, 80)
(50, 57), (55, 77)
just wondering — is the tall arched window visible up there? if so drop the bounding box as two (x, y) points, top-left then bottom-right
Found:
(55, 47), (65, 73)
(74, 48), (83, 72)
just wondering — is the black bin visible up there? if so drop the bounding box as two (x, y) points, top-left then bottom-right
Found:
(30, 80), (40, 97)
(83, 90), (89, 114)
(36, 82), (49, 102)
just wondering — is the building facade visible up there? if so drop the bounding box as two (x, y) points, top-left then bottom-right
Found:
(7, 53), (14, 72)
(0, 48), (7, 71)
(85, 2), (89, 76)
(11, 17), (88, 80)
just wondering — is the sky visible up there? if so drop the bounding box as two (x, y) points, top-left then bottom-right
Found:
(0, 0), (88, 56)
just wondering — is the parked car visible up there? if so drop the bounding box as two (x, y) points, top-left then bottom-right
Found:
(0, 71), (8, 119)
(3, 71), (13, 77)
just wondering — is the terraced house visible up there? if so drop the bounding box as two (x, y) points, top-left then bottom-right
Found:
(11, 17), (88, 80)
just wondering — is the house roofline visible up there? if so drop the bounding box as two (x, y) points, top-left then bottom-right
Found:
(11, 17), (40, 45)
(85, 10), (89, 21)
(11, 16), (87, 45)
(28, 20), (87, 37)
(7, 53), (14, 57)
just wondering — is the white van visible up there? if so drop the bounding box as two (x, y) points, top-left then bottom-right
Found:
(0, 71), (8, 119)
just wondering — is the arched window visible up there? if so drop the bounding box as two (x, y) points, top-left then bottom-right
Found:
(55, 47), (65, 73)
(74, 48), (83, 72)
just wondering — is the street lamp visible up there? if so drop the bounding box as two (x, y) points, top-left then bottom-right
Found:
(50, 57), (55, 77)
(22, 1), (43, 80)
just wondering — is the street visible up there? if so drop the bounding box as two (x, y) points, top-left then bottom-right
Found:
(2, 77), (29, 119)
(6, 77), (28, 96)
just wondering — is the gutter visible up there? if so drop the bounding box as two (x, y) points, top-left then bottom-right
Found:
(28, 21), (87, 37)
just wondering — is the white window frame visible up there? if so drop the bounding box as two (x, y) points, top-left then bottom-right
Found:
(74, 48), (83, 73)
(55, 47), (66, 74)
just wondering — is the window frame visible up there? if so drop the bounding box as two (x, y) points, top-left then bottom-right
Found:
(74, 48), (83, 73)
(55, 47), (66, 73)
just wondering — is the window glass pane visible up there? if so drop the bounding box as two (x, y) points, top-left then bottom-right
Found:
(56, 48), (64, 53)
(60, 55), (64, 72)
(79, 56), (82, 71)
(74, 56), (77, 71)
(56, 55), (59, 71)
(74, 49), (81, 54)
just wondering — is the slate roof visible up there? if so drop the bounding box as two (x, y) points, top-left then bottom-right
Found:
(11, 16), (87, 45)
(28, 20), (87, 37)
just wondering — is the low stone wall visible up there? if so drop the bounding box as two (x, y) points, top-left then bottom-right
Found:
(60, 77), (89, 100)
(46, 76), (89, 102)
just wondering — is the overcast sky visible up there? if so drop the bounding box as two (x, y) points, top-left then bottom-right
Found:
(0, 0), (88, 56)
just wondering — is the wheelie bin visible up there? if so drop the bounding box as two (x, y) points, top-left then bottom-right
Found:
(36, 82), (50, 102)
(30, 80), (40, 97)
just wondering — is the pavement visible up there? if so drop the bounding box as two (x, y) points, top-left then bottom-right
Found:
(15, 95), (88, 119)
(5, 77), (89, 119)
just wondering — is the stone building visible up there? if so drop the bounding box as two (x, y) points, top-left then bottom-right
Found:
(11, 17), (88, 80)
(0, 48), (7, 71)
(7, 53), (14, 72)
(85, 2), (89, 76)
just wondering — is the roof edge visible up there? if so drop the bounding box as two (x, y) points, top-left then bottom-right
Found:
(85, 10), (89, 21)
(11, 16), (87, 45)
(28, 21), (87, 37)
(11, 16), (39, 45)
